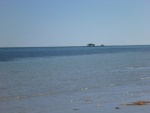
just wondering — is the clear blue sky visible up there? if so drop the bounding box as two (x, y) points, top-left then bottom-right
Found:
(0, 0), (150, 47)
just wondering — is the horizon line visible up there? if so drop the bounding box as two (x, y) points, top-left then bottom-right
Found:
(0, 44), (150, 48)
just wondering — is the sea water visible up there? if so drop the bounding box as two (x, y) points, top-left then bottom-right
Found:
(0, 46), (150, 113)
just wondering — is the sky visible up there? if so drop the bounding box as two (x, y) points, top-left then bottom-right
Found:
(0, 0), (150, 47)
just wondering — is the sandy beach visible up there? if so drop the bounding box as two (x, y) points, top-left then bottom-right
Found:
(52, 98), (150, 113)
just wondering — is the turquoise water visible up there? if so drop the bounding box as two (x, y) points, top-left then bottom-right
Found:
(0, 46), (150, 113)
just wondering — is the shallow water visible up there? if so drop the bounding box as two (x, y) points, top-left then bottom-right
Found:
(0, 46), (150, 113)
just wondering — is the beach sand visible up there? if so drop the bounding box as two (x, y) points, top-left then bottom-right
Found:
(50, 93), (150, 113)
(1, 92), (150, 113)
(54, 100), (150, 113)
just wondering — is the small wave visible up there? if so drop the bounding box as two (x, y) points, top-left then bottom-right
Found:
(0, 92), (53, 101)
(141, 77), (150, 80)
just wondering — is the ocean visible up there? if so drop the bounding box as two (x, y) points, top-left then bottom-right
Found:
(0, 45), (150, 113)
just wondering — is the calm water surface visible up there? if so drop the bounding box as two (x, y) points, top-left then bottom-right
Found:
(0, 46), (150, 113)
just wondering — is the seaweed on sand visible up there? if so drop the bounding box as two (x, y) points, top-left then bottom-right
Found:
(124, 101), (150, 106)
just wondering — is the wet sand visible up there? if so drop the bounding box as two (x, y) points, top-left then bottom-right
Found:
(0, 89), (150, 113)
(54, 100), (150, 113)
(48, 92), (150, 113)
